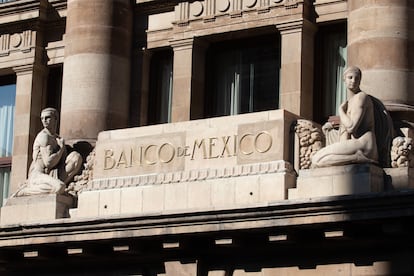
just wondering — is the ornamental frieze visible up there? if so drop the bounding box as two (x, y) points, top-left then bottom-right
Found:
(0, 30), (34, 56)
(175, 0), (296, 23)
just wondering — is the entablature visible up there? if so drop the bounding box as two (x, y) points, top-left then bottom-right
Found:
(314, 0), (347, 23)
(0, 191), (413, 247)
(0, 0), (43, 25)
(146, 0), (314, 49)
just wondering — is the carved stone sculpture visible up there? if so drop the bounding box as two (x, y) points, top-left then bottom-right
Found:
(294, 119), (324, 169)
(67, 148), (95, 196)
(14, 108), (82, 197)
(391, 136), (413, 168)
(311, 66), (393, 168)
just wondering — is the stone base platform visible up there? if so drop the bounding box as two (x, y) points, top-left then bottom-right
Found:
(288, 164), (384, 199)
(384, 167), (414, 191)
(0, 195), (74, 226)
(71, 170), (296, 219)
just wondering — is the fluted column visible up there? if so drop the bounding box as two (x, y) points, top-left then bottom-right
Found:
(61, 0), (132, 144)
(348, 0), (414, 120)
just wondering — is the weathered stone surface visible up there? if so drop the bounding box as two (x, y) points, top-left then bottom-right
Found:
(71, 110), (300, 218)
(289, 164), (384, 199)
(348, 0), (414, 118)
(384, 167), (414, 191)
(0, 194), (73, 225)
(73, 169), (295, 218)
(93, 109), (298, 181)
(60, 0), (132, 142)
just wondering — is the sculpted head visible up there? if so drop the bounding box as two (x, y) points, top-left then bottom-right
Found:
(343, 66), (362, 93)
(41, 107), (59, 133)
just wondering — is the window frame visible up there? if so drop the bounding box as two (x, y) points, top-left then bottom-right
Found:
(313, 21), (347, 124)
(147, 48), (174, 125)
(203, 33), (281, 118)
(0, 74), (16, 206)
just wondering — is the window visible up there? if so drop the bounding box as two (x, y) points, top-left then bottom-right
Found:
(47, 65), (63, 113)
(314, 23), (347, 123)
(147, 49), (173, 125)
(0, 75), (16, 206)
(204, 34), (280, 118)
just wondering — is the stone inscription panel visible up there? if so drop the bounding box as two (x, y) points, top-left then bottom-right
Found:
(95, 132), (186, 179)
(94, 110), (298, 179)
(237, 120), (283, 165)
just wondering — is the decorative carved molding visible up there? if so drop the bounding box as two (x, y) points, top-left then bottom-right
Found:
(294, 119), (324, 170)
(284, 0), (298, 9)
(13, 63), (47, 76)
(0, 30), (34, 57)
(84, 160), (294, 192)
(70, 148), (96, 195)
(169, 37), (194, 50)
(391, 137), (413, 168)
(177, 2), (190, 22)
(0, 0), (41, 20)
(277, 18), (316, 34)
(174, 0), (292, 24)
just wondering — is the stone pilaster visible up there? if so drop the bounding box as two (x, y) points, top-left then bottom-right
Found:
(170, 38), (209, 122)
(278, 19), (316, 119)
(348, 0), (414, 121)
(11, 64), (48, 193)
(60, 0), (132, 144)
(170, 38), (194, 122)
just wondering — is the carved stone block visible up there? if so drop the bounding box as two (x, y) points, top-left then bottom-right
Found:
(384, 167), (414, 191)
(0, 195), (74, 225)
(72, 169), (295, 219)
(289, 164), (384, 199)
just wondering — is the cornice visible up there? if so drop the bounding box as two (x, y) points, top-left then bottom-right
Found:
(0, 0), (42, 21)
(136, 0), (180, 14)
(0, 191), (413, 247)
(48, 0), (66, 11)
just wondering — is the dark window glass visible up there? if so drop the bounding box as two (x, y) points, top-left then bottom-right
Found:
(314, 23), (347, 123)
(148, 50), (173, 124)
(205, 34), (280, 117)
(47, 65), (63, 112)
(0, 75), (16, 206)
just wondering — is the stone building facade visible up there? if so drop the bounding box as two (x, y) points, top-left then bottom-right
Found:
(0, 0), (413, 275)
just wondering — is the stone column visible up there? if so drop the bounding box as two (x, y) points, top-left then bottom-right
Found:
(278, 19), (316, 119)
(11, 64), (48, 193)
(348, 0), (414, 120)
(60, 0), (132, 144)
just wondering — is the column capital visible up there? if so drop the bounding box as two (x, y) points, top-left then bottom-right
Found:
(13, 64), (34, 75)
(170, 37), (194, 51)
(276, 18), (317, 35)
(13, 63), (48, 76)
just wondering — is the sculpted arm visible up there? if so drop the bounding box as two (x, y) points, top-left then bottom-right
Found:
(37, 134), (65, 169)
(339, 93), (367, 135)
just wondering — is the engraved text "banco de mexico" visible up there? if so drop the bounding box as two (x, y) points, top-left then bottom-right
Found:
(103, 131), (273, 170)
